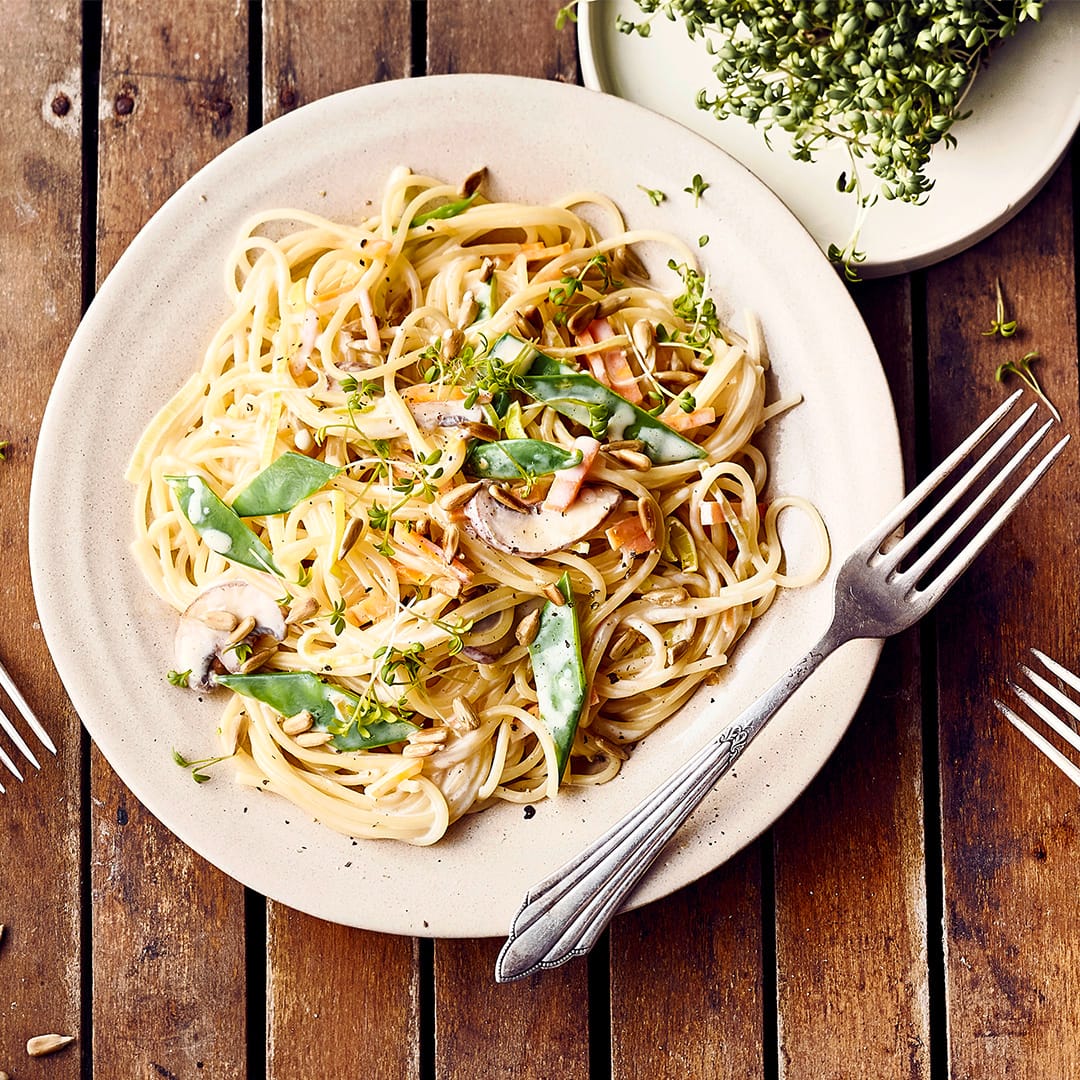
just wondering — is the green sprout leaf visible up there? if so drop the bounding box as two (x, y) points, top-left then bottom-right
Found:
(995, 350), (1060, 422)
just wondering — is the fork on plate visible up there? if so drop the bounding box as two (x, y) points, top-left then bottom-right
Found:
(996, 650), (1080, 788)
(0, 657), (56, 793)
(496, 390), (1069, 981)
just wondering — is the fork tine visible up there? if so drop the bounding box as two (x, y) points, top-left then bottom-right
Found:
(896, 418), (1056, 587)
(1010, 681), (1080, 756)
(1031, 648), (1080, 695)
(861, 389), (1024, 552)
(0, 730), (24, 784)
(0, 659), (56, 754)
(1018, 664), (1080, 731)
(878, 402), (1039, 574)
(0, 701), (41, 770)
(996, 699), (1080, 789)
(916, 433), (1069, 607)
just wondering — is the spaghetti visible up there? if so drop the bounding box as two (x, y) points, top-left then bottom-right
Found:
(127, 166), (829, 845)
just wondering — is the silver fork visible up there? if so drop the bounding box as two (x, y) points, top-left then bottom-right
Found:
(0, 657), (56, 793)
(495, 390), (1069, 982)
(996, 650), (1080, 788)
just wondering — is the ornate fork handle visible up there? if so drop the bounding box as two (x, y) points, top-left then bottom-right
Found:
(495, 623), (849, 982)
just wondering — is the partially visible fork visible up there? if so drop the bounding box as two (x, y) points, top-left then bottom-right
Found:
(997, 650), (1080, 788)
(0, 657), (56, 793)
(496, 391), (1069, 982)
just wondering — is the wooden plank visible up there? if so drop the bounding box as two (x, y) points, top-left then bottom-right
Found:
(926, 159), (1080, 1078)
(772, 279), (931, 1078)
(91, 3), (251, 1076)
(263, 0), (413, 121)
(611, 846), (765, 1079)
(0, 2), (83, 1076)
(258, 4), (421, 1078)
(426, 0), (578, 81)
(422, 6), (590, 1078)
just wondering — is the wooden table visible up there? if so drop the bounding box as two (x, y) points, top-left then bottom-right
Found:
(2, 3), (1078, 1077)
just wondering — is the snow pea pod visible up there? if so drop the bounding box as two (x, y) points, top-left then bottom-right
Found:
(490, 333), (706, 464)
(231, 451), (341, 517)
(467, 439), (582, 481)
(166, 475), (282, 577)
(528, 571), (587, 783)
(217, 672), (418, 751)
(411, 191), (479, 227)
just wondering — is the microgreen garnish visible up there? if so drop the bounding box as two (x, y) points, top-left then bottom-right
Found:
(995, 350), (1060, 422)
(172, 748), (233, 784)
(698, 234), (709, 248)
(983, 279), (1018, 338)
(328, 597), (348, 636)
(555, 0), (578, 29)
(0, 440), (9, 461)
(619, 0), (1042, 277)
(638, 184), (666, 206)
(667, 259), (722, 350)
(228, 641), (253, 664)
(684, 173), (709, 206)
(166, 669), (191, 688)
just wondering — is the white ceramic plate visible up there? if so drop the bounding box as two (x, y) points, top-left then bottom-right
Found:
(580, 0), (1080, 277)
(30, 74), (901, 937)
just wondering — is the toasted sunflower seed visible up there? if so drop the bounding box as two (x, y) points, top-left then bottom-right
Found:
(637, 498), (659, 542)
(455, 293), (478, 329)
(282, 710), (314, 735)
(439, 480), (484, 512)
(643, 586), (688, 605)
(490, 483), (530, 512)
(26, 1034), (75, 1058)
(200, 610), (239, 632)
(408, 727), (449, 746)
(442, 523), (461, 563)
(515, 607), (542, 647)
(603, 438), (644, 453)
(402, 742), (439, 758)
(566, 300), (601, 336)
(542, 582), (567, 607)
(596, 292), (631, 319)
(609, 448), (652, 472)
(337, 517), (363, 562)
(224, 616), (256, 647)
(631, 318), (657, 365)
(461, 166), (487, 198)
(450, 697), (481, 732)
(295, 731), (334, 748)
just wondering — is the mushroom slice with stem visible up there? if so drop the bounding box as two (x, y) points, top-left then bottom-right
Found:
(462, 483), (620, 558)
(174, 581), (287, 691)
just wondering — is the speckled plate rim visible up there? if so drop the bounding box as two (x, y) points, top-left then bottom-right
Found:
(29, 74), (902, 938)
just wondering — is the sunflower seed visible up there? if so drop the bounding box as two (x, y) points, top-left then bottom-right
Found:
(337, 517), (363, 561)
(515, 607), (541, 647)
(542, 582), (567, 606)
(200, 610), (239, 632)
(449, 697), (481, 732)
(282, 711), (314, 735)
(224, 616), (256, 647)
(609, 448), (652, 472)
(26, 1034), (75, 1058)
(295, 731), (334, 748)
(439, 480), (484, 511)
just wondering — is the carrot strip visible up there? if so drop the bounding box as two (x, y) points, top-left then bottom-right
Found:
(659, 405), (715, 432)
(605, 516), (657, 555)
(543, 435), (601, 512)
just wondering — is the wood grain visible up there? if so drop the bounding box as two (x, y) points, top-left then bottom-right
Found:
(611, 845), (765, 1080)
(422, 8), (590, 1078)
(263, 0), (413, 122)
(772, 279), (931, 1079)
(426, 0), (578, 82)
(927, 159), (1080, 1079)
(260, 4), (421, 1077)
(91, 3), (250, 1076)
(0, 3), (84, 1076)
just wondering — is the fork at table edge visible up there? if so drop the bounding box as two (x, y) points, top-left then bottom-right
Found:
(495, 391), (1068, 982)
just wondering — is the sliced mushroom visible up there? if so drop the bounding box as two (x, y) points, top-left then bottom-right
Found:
(174, 581), (287, 691)
(462, 483), (620, 558)
(405, 398), (485, 432)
